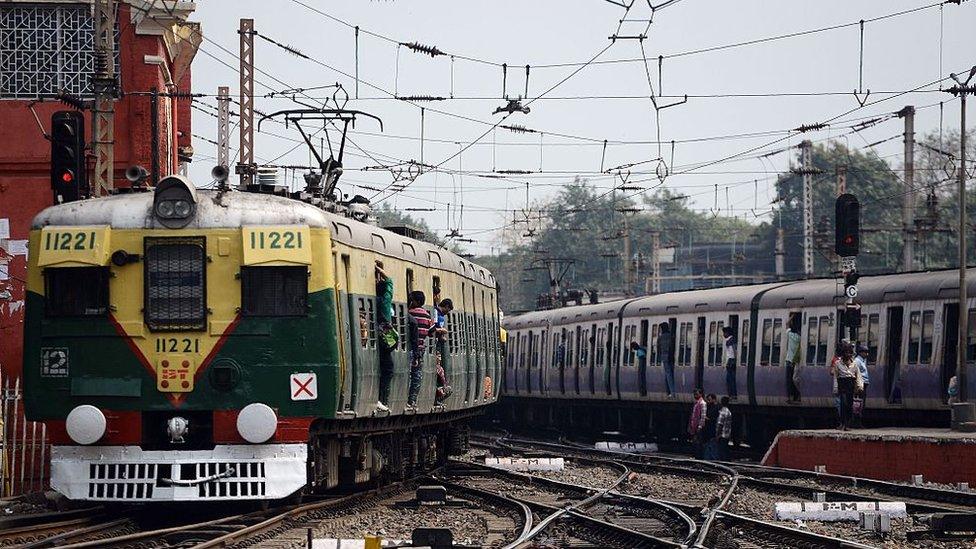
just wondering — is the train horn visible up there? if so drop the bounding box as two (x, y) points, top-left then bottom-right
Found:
(211, 164), (229, 183)
(125, 165), (149, 185)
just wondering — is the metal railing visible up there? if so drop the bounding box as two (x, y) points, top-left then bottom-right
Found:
(1, 377), (48, 497)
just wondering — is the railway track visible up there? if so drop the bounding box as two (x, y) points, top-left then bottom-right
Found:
(471, 432), (976, 548)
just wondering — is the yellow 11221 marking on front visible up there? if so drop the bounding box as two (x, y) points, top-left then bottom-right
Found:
(242, 226), (312, 266)
(44, 230), (97, 251)
(155, 337), (201, 354)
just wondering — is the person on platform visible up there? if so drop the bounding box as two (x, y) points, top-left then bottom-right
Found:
(853, 343), (870, 428)
(830, 341), (863, 431)
(716, 396), (733, 461)
(703, 393), (719, 459)
(658, 323), (675, 398)
(374, 261), (396, 413)
(406, 291), (433, 410)
(688, 389), (706, 457)
(785, 313), (802, 402)
(722, 326), (737, 400)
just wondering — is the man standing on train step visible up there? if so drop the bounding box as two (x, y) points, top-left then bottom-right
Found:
(722, 326), (737, 400)
(375, 261), (396, 413)
(406, 291), (434, 410)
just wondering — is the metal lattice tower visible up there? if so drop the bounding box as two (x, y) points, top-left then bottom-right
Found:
(217, 86), (230, 169)
(92, 0), (116, 196)
(801, 140), (814, 276)
(237, 18), (255, 189)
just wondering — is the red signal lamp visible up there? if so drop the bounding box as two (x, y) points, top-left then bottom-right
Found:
(61, 171), (74, 183)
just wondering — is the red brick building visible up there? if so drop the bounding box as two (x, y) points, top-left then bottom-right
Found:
(0, 1), (200, 387)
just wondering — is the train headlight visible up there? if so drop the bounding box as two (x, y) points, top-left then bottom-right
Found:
(173, 199), (192, 217)
(65, 405), (106, 445)
(237, 403), (277, 444)
(167, 416), (189, 444)
(156, 200), (175, 218)
(153, 175), (197, 229)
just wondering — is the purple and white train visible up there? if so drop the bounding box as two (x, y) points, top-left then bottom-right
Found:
(500, 269), (975, 447)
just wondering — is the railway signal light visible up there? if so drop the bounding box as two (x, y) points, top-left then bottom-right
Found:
(51, 111), (88, 203)
(835, 193), (860, 257)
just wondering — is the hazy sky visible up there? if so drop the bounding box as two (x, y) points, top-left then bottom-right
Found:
(188, 1), (975, 255)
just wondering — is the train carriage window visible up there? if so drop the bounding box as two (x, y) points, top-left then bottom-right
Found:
(44, 267), (109, 317)
(678, 322), (693, 366)
(760, 319), (772, 365)
(241, 266), (308, 317)
(908, 311), (921, 364)
(650, 323), (659, 365)
(920, 310), (935, 364)
(806, 317), (818, 366)
(740, 320), (750, 365)
(398, 304), (408, 352)
(707, 322), (717, 366)
(144, 237), (206, 331)
(771, 319), (783, 366)
(968, 309), (976, 362)
(866, 313), (880, 364)
(357, 298), (369, 348)
(816, 316), (829, 365)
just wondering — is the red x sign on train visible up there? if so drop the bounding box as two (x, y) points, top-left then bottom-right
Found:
(290, 373), (317, 401)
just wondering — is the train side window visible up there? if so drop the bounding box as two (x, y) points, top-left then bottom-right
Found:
(866, 313), (880, 364)
(805, 317), (818, 366)
(678, 322), (692, 366)
(650, 323), (659, 365)
(907, 311), (921, 365)
(760, 319), (772, 365)
(817, 316), (830, 365)
(241, 266), (308, 317)
(398, 304), (408, 352)
(920, 310), (935, 364)
(44, 266), (109, 317)
(740, 320), (750, 365)
(771, 319), (783, 366)
(968, 309), (976, 362)
(357, 298), (368, 348)
(707, 322), (717, 366)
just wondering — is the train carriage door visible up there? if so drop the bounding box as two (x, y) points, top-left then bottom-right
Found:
(695, 316), (706, 391)
(639, 319), (649, 397)
(885, 306), (904, 404)
(942, 304), (959, 403)
(574, 326), (582, 394)
(342, 254), (359, 411)
(605, 322), (614, 396)
(589, 324), (598, 394)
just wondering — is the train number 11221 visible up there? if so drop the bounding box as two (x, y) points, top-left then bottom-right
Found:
(155, 338), (200, 353)
(44, 230), (97, 251)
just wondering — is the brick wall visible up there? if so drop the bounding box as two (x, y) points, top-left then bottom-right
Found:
(764, 432), (976, 485)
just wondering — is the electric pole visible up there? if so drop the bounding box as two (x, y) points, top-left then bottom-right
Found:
(650, 230), (661, 294)
(237, 19), (256, 189)
(622, 214), (632, 294)
(946, 67), (975, 429)
(899, 105), (916, 272)
(217, 86), (230, 170)
(801, 140), (815, 277)
(92, 0), (116, 196)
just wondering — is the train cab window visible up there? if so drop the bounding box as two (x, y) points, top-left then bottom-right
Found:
(406, 269), (415, 293)
(920, 310), (935, 364)
(44, 267), (109, 317)
(241, 266), (309, 317)
(740, 320), (750, 365)
(145, 237), (207, 331)
(908, 311), (922, 364)
(806, 317), (818, 366)
(865, 313), (880, 364)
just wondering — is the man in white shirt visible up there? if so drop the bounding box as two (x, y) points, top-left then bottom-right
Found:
(716, 396), (732, 460)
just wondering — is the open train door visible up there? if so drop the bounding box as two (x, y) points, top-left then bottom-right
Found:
(942, 303), (959, 403)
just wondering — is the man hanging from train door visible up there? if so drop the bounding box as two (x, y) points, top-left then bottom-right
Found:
(406, 291), (433, 410)
(785, 313), (802, 403)
(375, 261), (396, 413)
(722, 326), (737, 401)
(432, 297), (454, 405)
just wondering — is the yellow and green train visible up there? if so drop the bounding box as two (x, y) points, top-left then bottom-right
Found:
(23, 175), (500, 501)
